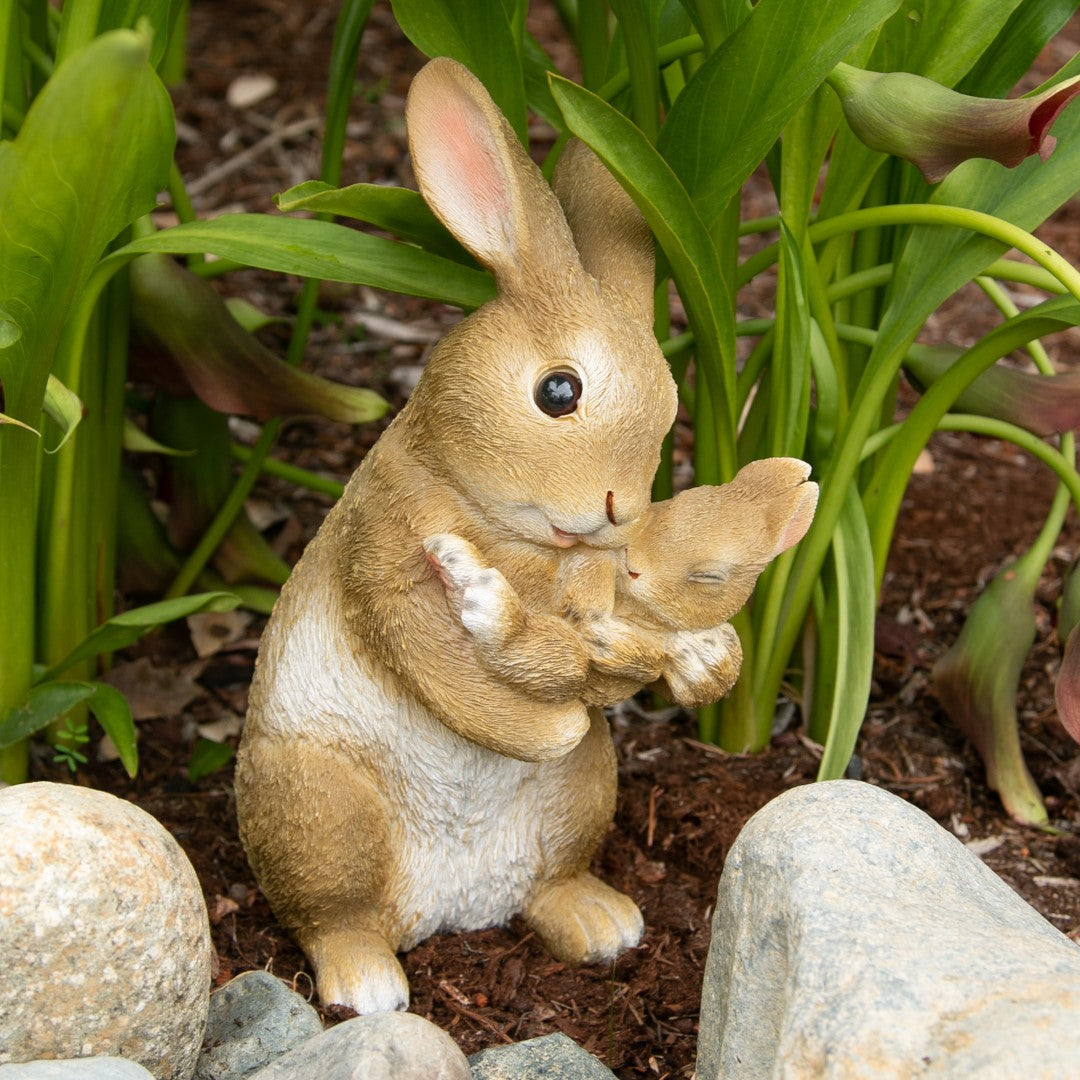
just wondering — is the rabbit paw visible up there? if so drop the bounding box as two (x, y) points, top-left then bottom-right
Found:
(583, 615), (666, 683)
(307, 927), (410, 1014)
(423, 533), (523, 650)
(663, 624), (743, 708)
(525, 872), (644, 964)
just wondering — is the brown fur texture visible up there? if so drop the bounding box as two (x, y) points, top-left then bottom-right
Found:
(235, 59), (712, 1014)
(426, 457), (818, 708)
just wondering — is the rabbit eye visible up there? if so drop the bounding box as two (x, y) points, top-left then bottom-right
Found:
(534, 369), (582, 417)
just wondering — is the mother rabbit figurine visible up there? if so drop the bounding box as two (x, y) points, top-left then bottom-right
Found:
(235, 56), (713, 1014)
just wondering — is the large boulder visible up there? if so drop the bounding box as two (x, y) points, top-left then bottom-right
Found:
(0, 782), (212, 1080)
(698, 779), (1080, 1079)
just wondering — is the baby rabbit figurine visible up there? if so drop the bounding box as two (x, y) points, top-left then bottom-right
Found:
(234, 57), (732, 1014)
(426, 457), (818, 708)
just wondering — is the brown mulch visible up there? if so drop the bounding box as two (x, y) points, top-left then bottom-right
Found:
(25, 4), (1080, 1078)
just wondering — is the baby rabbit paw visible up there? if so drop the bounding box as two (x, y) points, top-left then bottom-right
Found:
(423, 534), (524, 650)
(663, 623), (744, 708)
(584, 615), (667, 684)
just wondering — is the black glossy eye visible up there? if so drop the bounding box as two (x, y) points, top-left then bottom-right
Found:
(534, 370), (582, 417)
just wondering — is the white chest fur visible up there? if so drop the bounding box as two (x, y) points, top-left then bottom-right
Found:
(251, 573), (569, 948)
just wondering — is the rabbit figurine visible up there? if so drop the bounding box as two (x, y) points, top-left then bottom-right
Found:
(234, 57), (725, 1015)
(426, 457), (819, 708)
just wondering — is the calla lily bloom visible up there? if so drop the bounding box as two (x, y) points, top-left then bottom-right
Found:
(904, 342), (1080, 437)
(932, 565), (1048, 826)
(828, 62), (1080, 184)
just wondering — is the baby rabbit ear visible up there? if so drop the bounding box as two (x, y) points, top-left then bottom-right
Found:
(768, 481), (819, 558)
(551, 140), (656, 319)
(405, 58), (580, 295)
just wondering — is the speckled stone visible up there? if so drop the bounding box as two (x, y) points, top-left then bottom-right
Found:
(0, 783), (212, 1080)
(248, 1012), (470, 1079)
(469, 1031), (617, 1078)
(697, 780), (1080, 1079)
(195, 970), (322, 1079)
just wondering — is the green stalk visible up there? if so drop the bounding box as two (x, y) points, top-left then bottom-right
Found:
(229, 444), (346, 499)
(577, 0), (610, 91)
(166, 0), (373, 599)
(55, 0), (103, 64)
(608, 0), (660, 142)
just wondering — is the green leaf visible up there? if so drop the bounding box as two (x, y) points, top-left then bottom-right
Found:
(87, 682), (138, 777)
(188, 736), (235, 782)
(956, 0), (1079, 97)
(97, 0), (186, 67)
(815, 484), (876, 781)
(38, 592), (240, 685)
(657, 0), (901, 222)
(390, 0), (528, 141)
(0, 681), (96, 749)
(275, 180), (472, 263)
(0, 29), (174, 424)
(41, 373), (83, 453)
(224, 297), (286, 334)
(548, 75), (739, 472)
(112, 215), (496, 310)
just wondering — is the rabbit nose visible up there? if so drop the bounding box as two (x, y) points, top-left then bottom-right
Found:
(606, 490), (617, 526)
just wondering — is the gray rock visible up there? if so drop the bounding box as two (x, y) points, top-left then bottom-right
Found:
(196, 970), (322, 1079)
(248, 1012), (470, 1079)
(0, 1060), (155, 1080)
(469, 1032), (617, 1078)
(697, 779), (1080, 1079)
(0, 783), (212, 1080)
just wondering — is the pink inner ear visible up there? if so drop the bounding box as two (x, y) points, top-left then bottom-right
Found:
(417, 94), (514, 262)
(772, 484), (818, 557)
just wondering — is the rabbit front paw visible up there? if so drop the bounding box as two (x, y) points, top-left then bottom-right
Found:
(663, 623), (743, 708)
(584, 615), (667, 683)
(423, 533), (524, 650)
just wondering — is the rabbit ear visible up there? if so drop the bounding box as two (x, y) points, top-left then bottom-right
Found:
(551, 140), (656, 319)
(768, 482), (819, 558)
(405, 58), (579, 294)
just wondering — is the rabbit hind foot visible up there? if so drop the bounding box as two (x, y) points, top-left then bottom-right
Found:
(302, 924), (409, 1014)
(524, 872), (643, 965)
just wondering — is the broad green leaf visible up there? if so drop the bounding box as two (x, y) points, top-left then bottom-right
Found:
(957, 0), (1079, 97)
(0, 681), (96, 749)
(41, 374), (83, 453)
(870, 0), (1026, 83)
(87, 682), (138, 777)
(38, 592), (240, 685)
(549, 75), (738, 473)
(112, 215), (495, 310)
(0, 310), (20, 348)
(275, 181), (472, 263)
(0, 28), (174, 422)
(390, 0), (528, 141)
(188, 736), (235, 782)
(657, 0), (901, 222)
(815, 483), (876, 780)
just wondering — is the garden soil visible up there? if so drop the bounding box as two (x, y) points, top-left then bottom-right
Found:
(33, 4), (1080, 1077)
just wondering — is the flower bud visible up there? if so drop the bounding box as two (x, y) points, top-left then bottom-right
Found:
(828, 62), (1080, 184)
